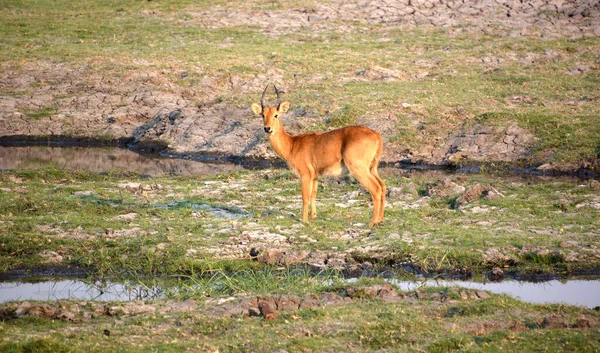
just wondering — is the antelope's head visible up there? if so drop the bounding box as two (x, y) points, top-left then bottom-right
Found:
(251, 85), (290, 135)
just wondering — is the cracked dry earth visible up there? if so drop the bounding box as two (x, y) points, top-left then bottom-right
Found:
(1, 0), (599, 166)
(188, 0), (600, 39)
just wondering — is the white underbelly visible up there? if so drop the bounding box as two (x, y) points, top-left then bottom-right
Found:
(322, 163), (348, 177)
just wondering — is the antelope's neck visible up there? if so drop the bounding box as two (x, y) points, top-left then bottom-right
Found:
(269, 128), (294, 161)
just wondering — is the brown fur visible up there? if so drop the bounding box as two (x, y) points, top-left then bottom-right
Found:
(251, 100), (386, 226)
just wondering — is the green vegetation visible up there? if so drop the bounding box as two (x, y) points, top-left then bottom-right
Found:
(1, 1), (599, 351)
(21, 106), (57, 120)
(1, 168), (598, 276)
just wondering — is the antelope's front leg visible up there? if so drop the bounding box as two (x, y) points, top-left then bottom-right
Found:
(300, 177), (313, 222)
(310, 179), (318, 220)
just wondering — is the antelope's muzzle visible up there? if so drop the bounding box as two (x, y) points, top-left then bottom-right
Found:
(264, 127), (273, 134)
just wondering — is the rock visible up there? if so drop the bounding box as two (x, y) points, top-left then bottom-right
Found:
(256, 249), (308, 266)
(387, 187), (404, 199)
(0, 307), (16, 320)
(18, 303), (56, 318)
(249, 247), (260, 258)
(476, 291), (491, 299)
(39, 250), (63, 264)
(572, 317), (593, 328)
(355, 66), (406, 81)
(425, 178), (465, 198)
(72, 190), (95, 196)
(104, 227), (141, 238)
(483, 248), (511, 265)
(454, 183), (484, 209)
(160, 299), (198, 313)
(470, 206), (489, 213)
(113, 213), (138, 220)
(257, 249), (284, 265)
(441, 123), (535, 164)
(488, 267), (505, 281)
(560, 241), (579, 248)
(107, 302), (156, 316)
(541, 315), (568, 329)
(343, 284), (398, 299)
(388, 233), (401, 239)
(483, 187), (503, 201)
(258, 299), (278, 320)
(564, 251), (579, 263)
(117, 182), (141, 192)
(53, 308), (77, 322)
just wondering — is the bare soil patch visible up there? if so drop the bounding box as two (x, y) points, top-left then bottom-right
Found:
(2, 1), (599, 171)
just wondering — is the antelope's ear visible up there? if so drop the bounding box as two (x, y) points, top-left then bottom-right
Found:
(251, 103), (262, 115)
(278, 100), (291, 114)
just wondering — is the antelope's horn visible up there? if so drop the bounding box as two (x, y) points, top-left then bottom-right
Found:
(260, 84), (270, 108)
(274, 85), (284, 106)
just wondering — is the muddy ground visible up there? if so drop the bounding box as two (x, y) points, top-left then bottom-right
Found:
(1, 0), (599, 172)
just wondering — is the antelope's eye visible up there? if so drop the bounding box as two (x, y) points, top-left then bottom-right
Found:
(274, 114), (279, 119)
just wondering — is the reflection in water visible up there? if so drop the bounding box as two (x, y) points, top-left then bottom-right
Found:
(0, 146), (243, 177)
(0, 280), (166, 302)
(1, 278), (599, 307)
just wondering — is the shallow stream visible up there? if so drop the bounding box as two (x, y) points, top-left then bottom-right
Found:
(1, 278), (599, 308)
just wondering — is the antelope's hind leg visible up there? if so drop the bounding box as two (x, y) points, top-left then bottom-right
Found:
(370, 164), (386, 223)
(346, 164), (384, 227)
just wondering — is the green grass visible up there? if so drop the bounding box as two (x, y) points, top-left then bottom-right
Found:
(3, 283), (599, 352)
(1, 167), (599, 277)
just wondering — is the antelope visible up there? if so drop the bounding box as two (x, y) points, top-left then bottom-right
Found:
(251, 85), (386, 227)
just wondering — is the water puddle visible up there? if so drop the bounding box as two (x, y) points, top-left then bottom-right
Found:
(1, 278), (599, 308)
(155, 200), (250, 219)
(392, 279), (600, 308)
(72, 194), (251, 219)
(0, 146), (243, 177)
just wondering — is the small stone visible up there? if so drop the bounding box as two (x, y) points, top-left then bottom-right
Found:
(39, 250), (63, 264)
(388, 233), (401, 239)
(483, 248), (511, 265)
(476, 291), (491, 299)
(572, 317), (592, 328)
(488, 267), (505, 281)
(160, 299), (198, 313)
(72, 190), (95, 196)
(114, 213), (138, 220)
(454, 184), (484, 209)
(117, 182), (141, 192)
